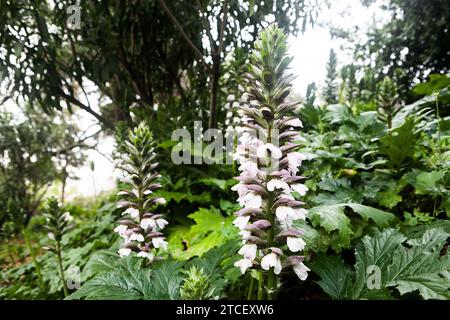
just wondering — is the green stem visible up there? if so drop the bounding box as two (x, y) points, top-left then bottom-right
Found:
(56, 241), (69, 297)
(267, 269), (278, 300)
(247, 277), (255, 300)
(435, 94), (442, 169)
(257, 275), (265, 300)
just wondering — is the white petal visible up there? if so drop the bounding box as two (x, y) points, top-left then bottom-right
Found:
(293, 208), (308, 220)
(234, 259), (253, 274)
(124, 207), (139, 218)
(233, 216), (251, 230)
(118, 248), (131, 257)
(238, 244), (257, 261)
(293, 262), (310, 281)
(63, 212), (73, 222)
(273, 259), (282, 275)
(129, 233), (145, 242)
(287, 237), (306, 252)
(156, 218), (169, 229)
(140, 218), (155, 230)
(239, 230), (251, 239)
(291, 184), (309, 196)
(152, 237), (168, 250)
(114, 225), (128, 235)
(238, 192), (262, 209)
(267, 179), (290, 192)
(276, 206), (294, 221)
(239, 161), (259, 178)
(154, 198), (166, 205)
(261, 253), (277, 271)
(137, 251), (154, 261)
(257, 143), (282, 159)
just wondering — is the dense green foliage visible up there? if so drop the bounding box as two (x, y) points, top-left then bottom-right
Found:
(0, 0), (449, 301)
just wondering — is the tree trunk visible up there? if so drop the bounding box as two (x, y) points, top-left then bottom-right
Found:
(208, 54), (221, 129)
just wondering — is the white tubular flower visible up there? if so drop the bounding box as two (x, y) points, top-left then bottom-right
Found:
(129, 233), (145, 242)
(239, 230), (251, 239)
(287, 237), (306, 252)
(261, 253), (282, 275)
(231, 182), (249, 197)
(275, 206), (296, 221)
(118, 248), (132, 257)
(267, 179), (290, 192)
(233, 216), (251, 230)
(239, 161), (259, 178)
(114, 225), (128, 236)
(257, 143), (282, 159)
(140, 218), (156, 230)
(288, 153), (307, 173)
(154, 197), (166, 205)
(62, 212), (73, 222)
(156, 218), (169, 229)
(293, 208), (308, 220)
(238, 243), (257, 261)
(293, 262), (310, 281)
(137, 251), (154, 261)
(124, 207), (139, 218)
(152, 237), (168, 250)
(234, 259), (253, 274)
(238, 192), (262, 209)
(291, 184), (309, 196)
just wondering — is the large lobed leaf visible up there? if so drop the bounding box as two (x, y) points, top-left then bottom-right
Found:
(311, 227), (450, 300)
(307, 203), (397, 250)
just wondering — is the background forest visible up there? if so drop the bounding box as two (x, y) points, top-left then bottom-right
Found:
(0, 0), (449, 300)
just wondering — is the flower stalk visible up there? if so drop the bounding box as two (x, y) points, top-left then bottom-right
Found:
(43, 198), (73, 297)
(232, 24), (310, 299)
(114, 122), (168, 262)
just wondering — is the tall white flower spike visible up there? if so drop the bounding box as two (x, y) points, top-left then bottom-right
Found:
(231, 25), (310, 299)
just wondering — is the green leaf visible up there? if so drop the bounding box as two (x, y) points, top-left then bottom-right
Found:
(413, 171), (445, 195)
(377, 191), (402, 208)
(313, 228), (450, 300)
(67, 254), (183, 300)
(308, 203), (397, 248)
(310, 253), (353, 300)
(168, 207), (238, 260)
(308, 205), (353, 245)
(413, 74), (450, 96)
(379, 117), (418, 168)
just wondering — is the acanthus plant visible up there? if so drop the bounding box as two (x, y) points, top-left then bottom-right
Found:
(114, 123), (168, 262)
(232, 24), (310, 299)
(43, 198), (74, 297)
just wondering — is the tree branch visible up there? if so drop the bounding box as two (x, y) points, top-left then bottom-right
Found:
(217, 0), (229, 58)
(59, 91), (114, 129)
(157, 0), (209, 69)
(194, 0), (216, 54)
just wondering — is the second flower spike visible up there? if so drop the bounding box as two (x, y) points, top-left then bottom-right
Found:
(114, 122), (168, 261)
